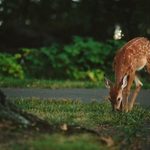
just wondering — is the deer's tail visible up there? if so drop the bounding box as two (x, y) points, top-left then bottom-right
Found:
(146, 56), (150, 74)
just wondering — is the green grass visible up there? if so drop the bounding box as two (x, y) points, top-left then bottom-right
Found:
(1, 99), (148, 150)
(12, 134), (103, 150)
(15, 99), (111, 126)
(1, 76), (150, 89)
(0, 77), (102, 89)
(15, 99), (150, 128)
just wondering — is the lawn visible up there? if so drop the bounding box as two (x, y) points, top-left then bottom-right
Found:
(0, 77), (102, 89)
(0, 99), (150, 150)
(1, 77), (150, 89)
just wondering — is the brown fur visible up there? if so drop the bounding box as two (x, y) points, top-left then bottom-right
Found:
(107, 37), (150, 112)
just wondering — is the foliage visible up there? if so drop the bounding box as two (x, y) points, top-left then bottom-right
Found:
(0, 36), (125, 80)
(21, 47), (56, 78)
(0, 53), (24, 79)
(21, 37), (125, 80)
(70, 69), (104, 82)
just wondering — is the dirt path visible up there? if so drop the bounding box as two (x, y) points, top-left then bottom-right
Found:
(1, 88), (150, 105)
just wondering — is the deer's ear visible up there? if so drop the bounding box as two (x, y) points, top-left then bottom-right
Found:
(121, 75), (128, 89)
(104, 77), (112, 89)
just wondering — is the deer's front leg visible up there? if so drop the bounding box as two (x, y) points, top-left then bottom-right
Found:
(122, 89), (130, 112)
(122, 74), (135, 112)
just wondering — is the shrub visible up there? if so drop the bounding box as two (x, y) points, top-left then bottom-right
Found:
(0, 53), (24, 79)
(60, 36), (125, 78)
(21, 44), (60, 78)
(21, 36), (125, 80)
(70, 69), (104, 82)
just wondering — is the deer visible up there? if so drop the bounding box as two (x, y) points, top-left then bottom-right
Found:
(105, 37), (150, 112)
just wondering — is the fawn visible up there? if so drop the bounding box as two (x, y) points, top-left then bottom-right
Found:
(105, 37), (150, 112)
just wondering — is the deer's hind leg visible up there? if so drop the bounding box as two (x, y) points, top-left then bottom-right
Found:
(128, 74), (142, 111)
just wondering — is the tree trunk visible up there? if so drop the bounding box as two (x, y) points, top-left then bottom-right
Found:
(0, 89), (52, 131)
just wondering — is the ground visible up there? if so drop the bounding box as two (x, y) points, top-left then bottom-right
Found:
(0, 98), (150, 150)
(0, 78), (150, 149)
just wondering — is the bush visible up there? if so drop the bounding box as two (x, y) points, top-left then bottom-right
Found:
(21, 44), (60, 78)
(70, 69), (104, 82)
(63, 36), (125, 74)
(21, 36), (125, 80)
(0, 53), (24, 79)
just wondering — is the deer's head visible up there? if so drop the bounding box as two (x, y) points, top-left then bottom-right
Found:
(105, 75), (128, 111)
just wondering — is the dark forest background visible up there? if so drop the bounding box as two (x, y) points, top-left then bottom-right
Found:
(0, 0), (150, 51)
(0, 0), (150, 80)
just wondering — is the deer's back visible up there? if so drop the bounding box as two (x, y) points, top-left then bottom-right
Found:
(114, 37), (150, 83)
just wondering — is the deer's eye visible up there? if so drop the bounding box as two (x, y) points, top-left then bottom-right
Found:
(117, 97), (121, 102)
